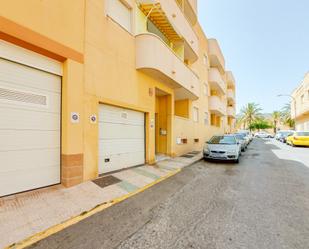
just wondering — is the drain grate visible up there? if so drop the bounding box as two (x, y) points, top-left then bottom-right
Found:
(92, 175), (121, 188)
(189, 151), (200, 155)
(181, 154), (194, 158)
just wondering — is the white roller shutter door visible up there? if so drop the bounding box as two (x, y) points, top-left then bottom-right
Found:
(98, 104), (145, 174)
(0, 41), (61, 197)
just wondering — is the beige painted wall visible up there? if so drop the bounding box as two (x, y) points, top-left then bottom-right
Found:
(173, 24), (224, 156)
(1, 0), (236, 186)
(83, 0), (177, 180)
(0, 0), (85, 53)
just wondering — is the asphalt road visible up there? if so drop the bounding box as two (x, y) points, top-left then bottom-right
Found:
(29, 139), (309, 249)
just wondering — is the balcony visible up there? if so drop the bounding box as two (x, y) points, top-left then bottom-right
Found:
(227, 89), (235, 103)
(175, 0), (198, 26)
(226, 71), (235, 88)
(135, 33), (199, 100)
(227, 106), (236, 117)
(208, 39), (225, 74)
(209, 68), (226, 95)
(292, 100), (309, 118)
(139, 0), (198, 62)
(209, 96), (225, 116)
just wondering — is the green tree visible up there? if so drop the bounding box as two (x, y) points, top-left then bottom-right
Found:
(239, 103), (262, 131)
(281, 103), (295, 129)
(272, 111), (281, 133)
(249, 118), (273, 131)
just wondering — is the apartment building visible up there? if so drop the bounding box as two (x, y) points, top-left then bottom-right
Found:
(291, 72), (309, 131)
(0, 0), (236, 197)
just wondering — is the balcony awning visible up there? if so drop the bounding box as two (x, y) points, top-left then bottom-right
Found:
(139, 2), (182, 42)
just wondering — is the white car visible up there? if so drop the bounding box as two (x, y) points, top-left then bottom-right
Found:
(275, 130), (294, 141)
(204, 135), (241, 163)
(255, 132), (273, 138)
(234, 133), (248, 151)
(238, 130), (253, 142)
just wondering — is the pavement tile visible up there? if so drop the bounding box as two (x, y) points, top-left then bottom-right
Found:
(140, 166), (170, 177)
(0, 156), (199, 248)
(113, 170), (154, 187)
(117, 181), (140, 193)
(131, 168), (161, 180)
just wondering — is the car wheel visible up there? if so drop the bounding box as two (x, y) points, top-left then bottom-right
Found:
(235, 158), (239, 163)
(241, 148), (245, 152)
(291, 142), (295, 147)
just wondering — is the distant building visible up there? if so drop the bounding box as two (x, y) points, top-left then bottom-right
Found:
(291, 73), (309, 131)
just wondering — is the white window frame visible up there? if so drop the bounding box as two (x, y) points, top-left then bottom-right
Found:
(204, 111), (209, 125)
(106, 0), (133, 34)
(193, 107), (199, 123)
(203, 82), (208, 96)
(203, 54), (208, 66)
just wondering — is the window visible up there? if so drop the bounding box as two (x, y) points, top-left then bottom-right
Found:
(204, 112), (209, 125)
(307, 90), (309, 100)
(203, 83), (208, 96)
(107, 0), (132, 33)
(193, 107), (199, 122)
(147, 19), (169, 45)
(203, 54), (208, 66)
(211, 114), (216, 126)
(301, 94), (305, 103)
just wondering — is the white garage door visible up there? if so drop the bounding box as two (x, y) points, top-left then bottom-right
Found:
(98, 104), (145, 174)
(0, 41), (61, 197)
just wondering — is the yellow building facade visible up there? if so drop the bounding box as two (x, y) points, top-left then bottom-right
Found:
(292, 72), (309, 131)
(0, 0), (236, 196)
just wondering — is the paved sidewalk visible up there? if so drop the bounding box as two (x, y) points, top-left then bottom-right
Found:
(0, 153), (201, 248)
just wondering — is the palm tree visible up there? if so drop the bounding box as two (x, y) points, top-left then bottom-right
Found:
(281, 103), (295, 128)
(239, 103), (262, 131)
(272, 111), (281, 133)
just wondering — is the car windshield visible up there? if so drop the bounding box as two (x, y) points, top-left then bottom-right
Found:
(235, 134), (246, 139)
(296, 132), (309, 136)
(235, 134), (245, 140)
(282, 132), (293, 135)
(283, 132), (293, 137)
(209, 136), (236, 145)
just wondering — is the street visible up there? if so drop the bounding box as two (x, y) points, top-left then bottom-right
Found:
(29, 139), (309, 249)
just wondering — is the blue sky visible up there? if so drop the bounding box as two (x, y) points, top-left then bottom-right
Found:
(198, 0), (309, 113)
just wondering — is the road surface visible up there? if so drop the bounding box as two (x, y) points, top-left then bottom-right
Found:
(29, 139), (309, 249)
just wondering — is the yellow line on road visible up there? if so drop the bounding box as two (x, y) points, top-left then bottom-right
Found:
(5, 168), (181, 249)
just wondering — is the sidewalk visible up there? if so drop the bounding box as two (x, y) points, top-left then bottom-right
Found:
(0, 152), (202, 249)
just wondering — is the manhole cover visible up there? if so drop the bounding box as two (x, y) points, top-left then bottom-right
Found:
(251, 153), (260, 156)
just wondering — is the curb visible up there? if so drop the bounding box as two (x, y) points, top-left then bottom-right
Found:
(5, 168), (181, 249)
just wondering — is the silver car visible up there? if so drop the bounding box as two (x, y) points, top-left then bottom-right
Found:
(234, 133), (248, 152)
(204, 135), (241, 163)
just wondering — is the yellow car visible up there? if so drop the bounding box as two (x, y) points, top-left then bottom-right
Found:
(286, 131), (309, 147)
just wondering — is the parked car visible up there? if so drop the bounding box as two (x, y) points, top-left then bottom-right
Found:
(238, 130), (253, 142)
(204, 135), (241, 163)
(234, 133), (248, 152)
(278, 131), (295, 143)
(255, 131), (273, 138)
(286, 131), (309, 147)
(275, 130), (294, 141)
